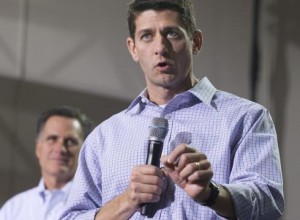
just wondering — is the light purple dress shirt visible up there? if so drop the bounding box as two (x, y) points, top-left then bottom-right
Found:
(60, 77), (284, 220)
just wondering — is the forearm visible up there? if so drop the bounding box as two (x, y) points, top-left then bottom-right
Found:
(210, 185), (236, 219)
(222, 183), (284, 219)
(95, 191), (138, 220)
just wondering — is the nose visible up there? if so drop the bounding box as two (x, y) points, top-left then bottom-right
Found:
(154, 35), (169, 56)
(53, 140), (67, 153)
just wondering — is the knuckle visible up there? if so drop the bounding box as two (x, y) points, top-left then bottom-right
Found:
(148, 194), (160, 202)
(131, 173), (139, 182)
(180, 154), (188, 164)
(130, 182), (138, 192)
(205, 160), (211, 168)
(154, 185), (163, 195)
(154, 176), (162, 185)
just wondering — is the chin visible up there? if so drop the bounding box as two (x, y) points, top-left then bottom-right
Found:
(49, 165), (69, 173)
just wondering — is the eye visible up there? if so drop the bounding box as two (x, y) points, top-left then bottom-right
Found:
(64, 138), (79, 147)
(141, 33), (152, 41)
(46, 135), (58, 144)
(167, 30), (179, 39)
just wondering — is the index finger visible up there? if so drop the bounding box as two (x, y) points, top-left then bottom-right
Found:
(166, 144), (197, 165)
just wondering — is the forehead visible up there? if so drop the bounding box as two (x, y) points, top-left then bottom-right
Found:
(42, 115), (82, 136)
(134, 9), (183, 30)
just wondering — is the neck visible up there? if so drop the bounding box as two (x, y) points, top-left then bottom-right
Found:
(147, 76), (198, 105)
(43, 175), (70, 191)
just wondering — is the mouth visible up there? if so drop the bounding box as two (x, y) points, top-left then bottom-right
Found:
(51, 157), (69, 164)
(156, 61), (173, 72)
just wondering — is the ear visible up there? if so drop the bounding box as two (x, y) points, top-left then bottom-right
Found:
(192, 29), (203, 55)
(127, 37), (139, 62)
(35, 140), (41, 159)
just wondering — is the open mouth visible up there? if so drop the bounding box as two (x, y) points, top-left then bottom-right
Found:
(156, 62), (172, 72)
(158, 62), (168, 67)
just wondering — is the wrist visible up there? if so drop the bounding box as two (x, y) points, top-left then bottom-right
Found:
(198, 181), (219, 207)
(94, 192), (137, 220)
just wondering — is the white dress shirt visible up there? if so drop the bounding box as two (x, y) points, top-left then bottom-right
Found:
(0, 179), (72, 220)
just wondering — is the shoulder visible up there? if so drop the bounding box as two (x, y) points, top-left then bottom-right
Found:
(214, 90), (266, 114)
(213, 90), (273, 132)
(82, 109), (129, 150)
(0, 186), (39, 218)
(90, 109), (131, 136)
(2, 186), (39, 206)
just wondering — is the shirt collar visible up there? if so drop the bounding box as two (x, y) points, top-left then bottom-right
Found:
(37, 178), (46, 194)
(125, 77), (217, 115)
(125, 88), (152, 115)
(38, 178), (73, 201)
(190, 77), (217, 105)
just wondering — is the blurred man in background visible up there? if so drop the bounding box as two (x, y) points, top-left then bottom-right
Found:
(0, 106), (93, 220)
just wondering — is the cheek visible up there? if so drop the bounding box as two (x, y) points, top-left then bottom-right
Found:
(136, 45), (152, 60)
(138, 58), (153, 75)
(68, 148), (80, 158)
(177, 43), (192, 56)
(37, 147), (47, 160)
(177, 45), (192, 63)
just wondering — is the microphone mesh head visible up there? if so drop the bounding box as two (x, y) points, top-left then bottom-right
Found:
(149, 117), (168, 141)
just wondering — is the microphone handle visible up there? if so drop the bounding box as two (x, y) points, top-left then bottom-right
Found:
(141, 140), (163, 216)
(146, 140), (163, 166)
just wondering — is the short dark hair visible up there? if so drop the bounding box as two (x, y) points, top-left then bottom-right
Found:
(36, 106), (94, 139)
(127, 0), (197, 39)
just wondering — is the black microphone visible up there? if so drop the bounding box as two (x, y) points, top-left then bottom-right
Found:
(141, 117), (168, 216)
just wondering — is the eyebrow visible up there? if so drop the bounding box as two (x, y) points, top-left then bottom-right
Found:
(136, 25), (182, 35)
(45, 134), (58, 140)
(136, 28), (152, 35)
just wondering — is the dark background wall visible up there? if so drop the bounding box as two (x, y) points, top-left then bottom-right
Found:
(0, 75), (129, 204)
(0, 0), (298, 219)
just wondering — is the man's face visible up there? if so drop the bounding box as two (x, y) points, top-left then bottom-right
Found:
(127, 9), (202, 92)
(35, 115), (83, 182)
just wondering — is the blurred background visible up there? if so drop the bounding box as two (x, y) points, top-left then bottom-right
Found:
(0, 0), (298, 219)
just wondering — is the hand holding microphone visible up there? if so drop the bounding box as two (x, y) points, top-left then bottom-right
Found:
(141, 117), (168, 216)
